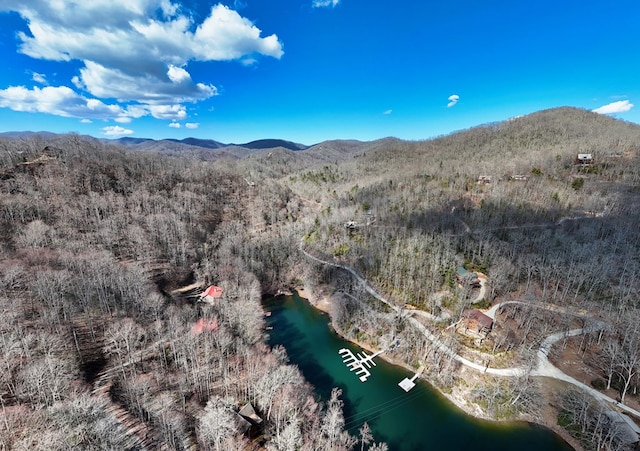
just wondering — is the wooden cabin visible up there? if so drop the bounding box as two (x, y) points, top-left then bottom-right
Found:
(462, 309), (494, 335)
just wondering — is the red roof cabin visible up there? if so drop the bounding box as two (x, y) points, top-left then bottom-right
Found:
(200, 285), (223, 303)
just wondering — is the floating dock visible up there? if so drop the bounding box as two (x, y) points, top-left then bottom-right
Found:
(398, 364), (425, 392)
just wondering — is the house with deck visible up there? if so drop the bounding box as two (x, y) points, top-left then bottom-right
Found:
(460, 309), (494, 337)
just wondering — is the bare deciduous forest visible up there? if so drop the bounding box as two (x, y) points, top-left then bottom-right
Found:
(1, 107), (639, 450)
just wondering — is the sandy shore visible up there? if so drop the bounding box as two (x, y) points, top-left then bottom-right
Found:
(295, 284), (332, 313)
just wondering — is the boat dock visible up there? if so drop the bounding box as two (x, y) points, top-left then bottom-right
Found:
(338, 348), (384, 382)
(398, 363), (425, 392)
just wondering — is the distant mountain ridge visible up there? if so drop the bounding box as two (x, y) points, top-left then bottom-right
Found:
(3, 107), (638, 163)
(116, 136), (308, 151)
(233, 139), (308, 151)
(0, 132), (309, 151)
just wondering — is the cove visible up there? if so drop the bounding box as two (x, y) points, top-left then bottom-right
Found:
(263, 292), (573, 451)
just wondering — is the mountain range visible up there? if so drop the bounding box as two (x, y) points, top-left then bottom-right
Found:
(1, 107), (638, 165)
(0, 132), (308, 152)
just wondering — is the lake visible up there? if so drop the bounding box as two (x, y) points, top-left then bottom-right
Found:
(263, 292), (573, 451)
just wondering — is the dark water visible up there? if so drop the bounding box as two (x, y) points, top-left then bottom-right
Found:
(263, 292), (573, 451)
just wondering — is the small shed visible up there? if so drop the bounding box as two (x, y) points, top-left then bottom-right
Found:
(575, 153), (593, 165)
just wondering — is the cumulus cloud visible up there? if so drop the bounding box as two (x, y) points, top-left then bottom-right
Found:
(102, 125), (134, 136)
(383, 109), (393, 115)
(0, 84), (193, 123)
(0, 1), (283, 122)
(0, 85), (138, 120)
(149, 104), (187, 120)
(185, 122), (199, 129)
(447, 94), (460, 108)
(592, 100), (634, 115)
(169, 121), (181, 128)
(74, 61), (216, 107)
(313, 0), (340, 7)
(32, 72), (47, 84)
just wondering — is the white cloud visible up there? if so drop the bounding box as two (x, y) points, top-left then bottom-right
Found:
(167, 65), (191, 84)
(0, 1), (283, 122)
(447, 94), (460, 108)
(383, 109), (392, 115)
(0, 84), (187, 123)
(149, 104), (187, 120)
(169, 121), (181, 128)
(592, 100), (634, 115)
(77, 61), (216, 105)
(81, 118), (92, 123)
(313, 0), (340, 7)
(102, 125), (134, 136)
(0, 85), (136, 120)
(185, 122), (199, 129)
(32, 72), (47, 84)
(192, 5), (284, 60)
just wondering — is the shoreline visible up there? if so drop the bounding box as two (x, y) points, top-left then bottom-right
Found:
(291, 283), (580, 450)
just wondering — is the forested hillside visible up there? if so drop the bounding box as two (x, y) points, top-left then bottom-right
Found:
(285, 108), (640, 450)
(0, 135), (363, 450)
(1, 107), (639, 450)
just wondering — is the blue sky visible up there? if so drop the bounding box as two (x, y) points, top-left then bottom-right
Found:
(0, 0), (638, 145)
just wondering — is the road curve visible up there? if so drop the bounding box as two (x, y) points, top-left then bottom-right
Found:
(300, 241), (640, 419)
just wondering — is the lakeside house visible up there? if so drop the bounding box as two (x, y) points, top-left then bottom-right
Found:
(236, 402), (263, 435)
(461, 309), (494, 336)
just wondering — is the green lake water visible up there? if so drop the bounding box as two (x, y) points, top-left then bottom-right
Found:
(263, 292), (573, 451)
